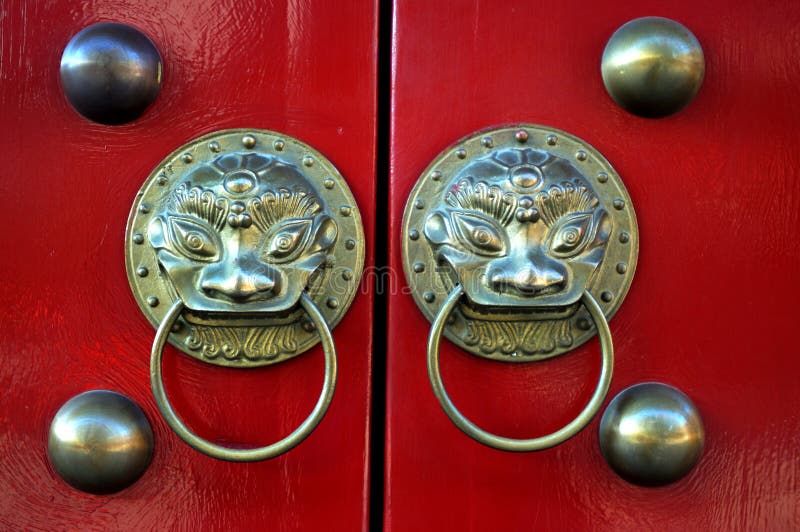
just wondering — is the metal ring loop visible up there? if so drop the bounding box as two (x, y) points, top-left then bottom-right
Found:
(427, 285), (613, 452)
(151, 293), (337, 462)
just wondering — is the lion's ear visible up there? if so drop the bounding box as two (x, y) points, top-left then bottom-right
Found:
(147, 217), (167, 248)
(423, 212), (452, 246)
(309, 215), (338, 253)
(591, 209), (611, 247)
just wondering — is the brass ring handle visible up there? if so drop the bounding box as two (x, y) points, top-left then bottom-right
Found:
(151, 293), (337, 462)
(427, 285), (613, 452)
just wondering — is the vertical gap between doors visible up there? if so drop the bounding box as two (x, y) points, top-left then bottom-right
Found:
(369, 0), (393, 530)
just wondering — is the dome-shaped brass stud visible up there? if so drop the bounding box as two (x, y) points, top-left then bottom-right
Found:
(60, 22), (162, 124)
(599, 382), (704, 486)
(602, 17), (705, 118)
(48, 390), (154, 494)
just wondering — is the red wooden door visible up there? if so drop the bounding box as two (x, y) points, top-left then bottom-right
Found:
(386, 1), (800, 530)
(0, 0), (377, 529)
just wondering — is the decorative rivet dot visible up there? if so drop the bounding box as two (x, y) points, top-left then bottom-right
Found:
(601, 291), (613, 302)
(423, 292), (435, 303)
(455, 148), (466, 159)
(209, 141), (221, 153)
(136, 266), (148, 277)
(273, 139), (285, 151)
(413, 262), (425, 273)
(181, 153), (193, 164)
(139, 203), (150, 214)
(597, 172), (609, 183)
(146, 296), (159, 307)
(345, 239), (356, 250)
(327, 298), (339, 309)
(157, 175), (168, 186)
(577, 317), (591, 330)
(546, 134), (557, 146)
(431, 171), (442, 181)
(303, 156), (314, 167)
(619, 231), (630, 243)
(302, 320), (316, 332)
(616, 262), (628, 274)
(324, 178), (335, 189)
(613, 199), (625, 210)
(132, 233), (144, 244)
(171, 322), (182, 332)
(409, 229), (420, 241)
(340, 206), (352, 217)
(576, 150), (588, 161)
(342, 269), (353, 281)
(515, 130), (529, 143)
(446, 315), (456, 325)
(242, 135), (256, 148)
(481, 137), (493, 148)
(414, 199), (425, 209)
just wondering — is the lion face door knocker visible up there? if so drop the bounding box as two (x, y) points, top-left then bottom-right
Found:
(402, 125), (638, 451)
(126, 129), (364, 462)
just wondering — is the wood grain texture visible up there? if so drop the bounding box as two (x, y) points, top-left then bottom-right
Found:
(386, 1), (800, 530)
(0, 0), (377, 529)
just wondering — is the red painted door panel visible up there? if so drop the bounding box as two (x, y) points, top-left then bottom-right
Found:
(386, 1), (799, 530)
(0, 0), (376, 529)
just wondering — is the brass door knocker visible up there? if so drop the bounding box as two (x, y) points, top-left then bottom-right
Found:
(126, 129), (364, 462)
(402, 125), (638, 451)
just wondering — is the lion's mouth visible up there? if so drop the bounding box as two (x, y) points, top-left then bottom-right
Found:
(458, 300), (580, 321)
(182, 307), (304, 326)
(491, 283), (565, 298)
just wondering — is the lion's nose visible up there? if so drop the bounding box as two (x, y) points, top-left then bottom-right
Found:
(489, 264), (566, 295)
(201, 269), (277, 303)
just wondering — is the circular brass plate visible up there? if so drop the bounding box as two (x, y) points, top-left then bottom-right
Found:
(402, 124), (638, 361)
(126, 129), (364, 367)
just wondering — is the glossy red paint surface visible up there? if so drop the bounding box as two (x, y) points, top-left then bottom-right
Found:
(386, 1), (800, 530)
(0, 0), (376, 529)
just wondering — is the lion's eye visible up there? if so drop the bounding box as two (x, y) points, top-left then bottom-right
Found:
(263, 218), (312, 262)
(549, 213), (593, 257)
(452, 212), (506, 256)
(168, 216), (220, 260)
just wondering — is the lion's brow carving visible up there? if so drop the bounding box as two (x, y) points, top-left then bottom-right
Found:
(249, 188), (322, 231)
(170, 184), (323, 231)
(171, 185), (230, 230)
(445, 178), (516, 226)
(535, 180), (599, 227)
(443, 177), (600, 227)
